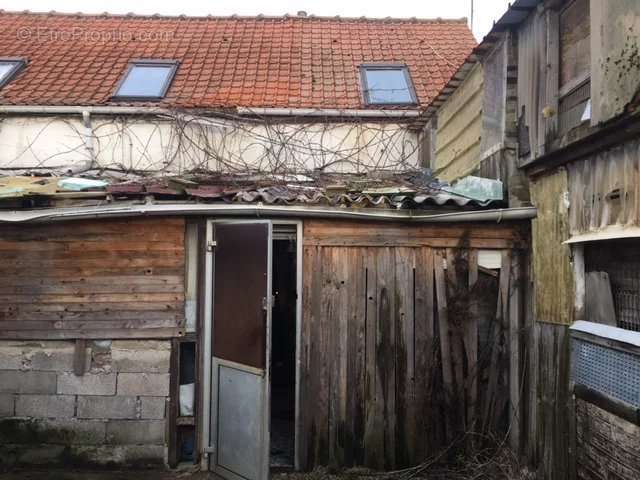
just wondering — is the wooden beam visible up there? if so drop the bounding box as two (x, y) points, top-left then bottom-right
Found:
(508, 251), (522, 452)
(466, 250), (479, 433)
(73, 339), (87, 376)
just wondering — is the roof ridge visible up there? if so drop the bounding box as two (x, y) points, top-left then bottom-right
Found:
(0, 9), (469, 24)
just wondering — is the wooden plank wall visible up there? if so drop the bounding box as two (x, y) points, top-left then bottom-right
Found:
(300, 220), (528, 470)
(529, 169), (575, 478)
(534, 322), (573, 480)
(0, 217), (186, 339)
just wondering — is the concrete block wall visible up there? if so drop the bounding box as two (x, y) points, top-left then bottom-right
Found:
(0, 340), (171, 470)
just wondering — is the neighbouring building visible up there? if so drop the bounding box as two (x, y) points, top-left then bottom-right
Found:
(0, 10), (537, 479)
(425, 1), (640, 479)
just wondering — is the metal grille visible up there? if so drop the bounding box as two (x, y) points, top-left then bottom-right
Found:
(572, 338), (640, 408)
(586, 240), (640, 332)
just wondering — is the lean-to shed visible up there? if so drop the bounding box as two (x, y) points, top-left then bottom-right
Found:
(0, 173), (534, 475)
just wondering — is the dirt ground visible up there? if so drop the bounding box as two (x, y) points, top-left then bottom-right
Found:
(0, 468), (382, 480)
(0, 470), (319, 480)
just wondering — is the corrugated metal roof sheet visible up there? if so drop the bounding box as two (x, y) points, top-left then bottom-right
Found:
(0, 171), (505, 210)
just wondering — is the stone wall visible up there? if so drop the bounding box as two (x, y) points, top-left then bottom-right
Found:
(0, 339), (171, 469)
(576, 398), (640, 480)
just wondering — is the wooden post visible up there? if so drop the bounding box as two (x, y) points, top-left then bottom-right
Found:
(73, 339), (87, 376)
(466, 250), (479, 433)
(508, 251), (522, 453)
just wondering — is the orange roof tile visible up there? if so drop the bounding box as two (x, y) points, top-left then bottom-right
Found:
(0, 11), (476, 110)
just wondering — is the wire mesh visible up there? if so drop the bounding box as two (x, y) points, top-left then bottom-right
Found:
(571, 338), (640, 408)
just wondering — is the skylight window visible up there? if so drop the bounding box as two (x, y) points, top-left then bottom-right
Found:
(360, 64), (417, 106)
(113, 60), (178, 100)
(0, 58), (26, 89)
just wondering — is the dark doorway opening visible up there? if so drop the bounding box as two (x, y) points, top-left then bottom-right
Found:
(270, 235), (297, 469)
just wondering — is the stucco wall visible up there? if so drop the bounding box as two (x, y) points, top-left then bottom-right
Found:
(0, 115), (421, 175)
(433, 63), (483, 182)
(591, 0), (640, 125)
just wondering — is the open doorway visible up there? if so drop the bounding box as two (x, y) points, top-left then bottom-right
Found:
(270, 230), (297, 469)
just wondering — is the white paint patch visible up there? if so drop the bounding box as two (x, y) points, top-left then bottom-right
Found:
(570, 320), (640, 348)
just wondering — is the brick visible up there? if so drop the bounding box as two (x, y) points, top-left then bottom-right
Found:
(106, 420), (166, 445)
(111, 340), (171, 373)
(57, 373), (116, 395)
(0, 394), (14, 417)
(0, 418), (106, 445)
(117, 373), (170, 397)
(77, 396), (137, 420)
(15, 394), (75, 418)
(140, 397), (166, 419)
(0, 371), (57, 394)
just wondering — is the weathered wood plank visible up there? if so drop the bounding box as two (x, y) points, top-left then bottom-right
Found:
(508, 251), (522, 452)
(434, 249), (454, 442)
(0, 318), (182, 330)
(414, 247), (436, 458)
(0, 293), (184, 304)
(299, 245), (316, 470)
(446, 248), (466, 434)
(0, 283), (184, 295)
(0, 311), (184, 322)
(0, 327), (183, 339)
(363, 249), (383, 469)
(394, 247), (416, 466)
(0, 217), (186, 340)
(0, 275), (183, 287)
(346, 248), (366, 466)
(327, 248), (349, 468)
(0, 302), (184, 314)
(304, 220), (528, 249)
(466, 249), (479, 433)
(376, 248), (396, 469)
(0, 267), (184, 278)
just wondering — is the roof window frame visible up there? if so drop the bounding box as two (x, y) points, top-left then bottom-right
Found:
(359, 63), (418, 107)
(112, 59), (179, 101)
(0, 57), (27, 90)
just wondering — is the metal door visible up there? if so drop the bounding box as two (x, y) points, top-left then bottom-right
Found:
(209, 221), (271, 480)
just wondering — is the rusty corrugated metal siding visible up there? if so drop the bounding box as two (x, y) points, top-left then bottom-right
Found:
(531, 169), (574, 325)
(568, 136), (640, 235)
(434, 63), (483, 182)
(517, 8), (549, 163)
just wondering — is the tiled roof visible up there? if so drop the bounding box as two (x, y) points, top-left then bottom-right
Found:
(0, 11), (476, 110)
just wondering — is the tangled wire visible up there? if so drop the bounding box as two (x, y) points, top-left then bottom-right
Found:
(0, 110), (424, 178)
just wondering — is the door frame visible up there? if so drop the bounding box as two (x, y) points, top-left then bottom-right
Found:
(201, 218), (303, 472)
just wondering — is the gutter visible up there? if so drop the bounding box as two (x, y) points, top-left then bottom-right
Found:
(0, 105), (169, 115)
(0, 105), (423, 119)
(236, 107), (422, 118)
(0, 203), (537, 224)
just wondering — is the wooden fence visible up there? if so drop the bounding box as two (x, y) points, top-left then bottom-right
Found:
(299, 220), (528, 470)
